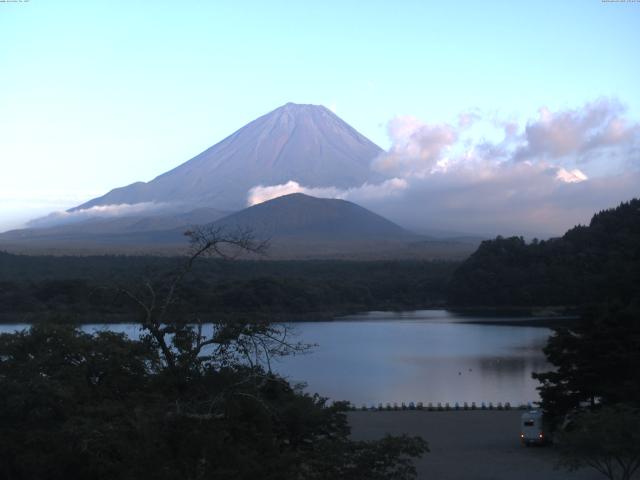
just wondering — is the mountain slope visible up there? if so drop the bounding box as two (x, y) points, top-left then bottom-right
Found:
(73, 103), (385, 212)
(0, 194), (473, 259)
(0, 208), (229, 240)
(212, 193), (414, 240)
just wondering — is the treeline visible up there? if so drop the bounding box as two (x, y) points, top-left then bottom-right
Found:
(448, 199), (640, 307)
(0, 253), (458, 321)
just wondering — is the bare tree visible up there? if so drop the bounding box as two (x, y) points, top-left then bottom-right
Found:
(121, 225), (307, 374)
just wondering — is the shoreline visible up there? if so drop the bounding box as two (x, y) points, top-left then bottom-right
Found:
(459, 316), (580, 328)
(0, 306), (581, 326)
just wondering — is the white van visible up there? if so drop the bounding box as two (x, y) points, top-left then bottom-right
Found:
(520, 410), (548, 446)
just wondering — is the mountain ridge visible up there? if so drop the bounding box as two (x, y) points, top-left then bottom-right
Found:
(72, 103), (386, 213)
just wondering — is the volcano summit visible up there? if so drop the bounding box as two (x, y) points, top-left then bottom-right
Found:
(72, 103), (386, 214)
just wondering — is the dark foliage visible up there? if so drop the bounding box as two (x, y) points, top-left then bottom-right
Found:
(533, 302), (640, 423)
(0, 324), (428, 479)
(555, 405), (640, 480)
(0, 254), (456, 321)
(448, 199), (640, 307)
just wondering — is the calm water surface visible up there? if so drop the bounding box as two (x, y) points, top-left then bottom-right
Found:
(0, 310), (552, 405)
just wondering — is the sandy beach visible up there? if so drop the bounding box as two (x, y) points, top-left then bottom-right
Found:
(348, 410), (607, 480)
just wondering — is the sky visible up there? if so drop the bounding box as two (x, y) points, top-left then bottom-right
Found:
(1, 0), (639, 234)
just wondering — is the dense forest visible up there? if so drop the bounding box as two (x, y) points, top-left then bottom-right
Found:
(448, 199), (640, 307)
(0, 253), (457, 322)
(0, 226), (430, 480)
(3, 199), (639, 321)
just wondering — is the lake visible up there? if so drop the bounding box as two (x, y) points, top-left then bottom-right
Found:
(0, 310), (553, 406)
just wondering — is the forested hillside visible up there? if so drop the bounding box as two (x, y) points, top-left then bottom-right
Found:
(448, 199), (640, 306)
(0, 253), (456, 321)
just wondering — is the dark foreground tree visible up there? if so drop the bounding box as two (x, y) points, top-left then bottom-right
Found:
(556, 405), (640, 480)
(0, 226), (428, 479)
(533, 301), (640, 423)
(533, 302), (640, 479)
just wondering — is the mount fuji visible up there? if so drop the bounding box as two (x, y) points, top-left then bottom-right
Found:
(72, 102), (386, 214)
(0, 103), (480, 258)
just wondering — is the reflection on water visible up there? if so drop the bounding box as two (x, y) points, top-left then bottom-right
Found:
(477, 356), (549, 376)
(0, 310), (553, 405)
(274, 310), (553, 405)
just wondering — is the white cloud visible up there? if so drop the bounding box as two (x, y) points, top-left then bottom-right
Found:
(247, 181), (340, 206)
(247, 99), (640, 237)
(27, 202), (168, 228)
(371, 116), (458, 177)
(362, 163), (638, 237)
(514, 98), (640, 163)
(347, 178), (409, 201)
(556, 168), (588, 183)
(247, 178), (407, 207)
(0, 188), (106, 232)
